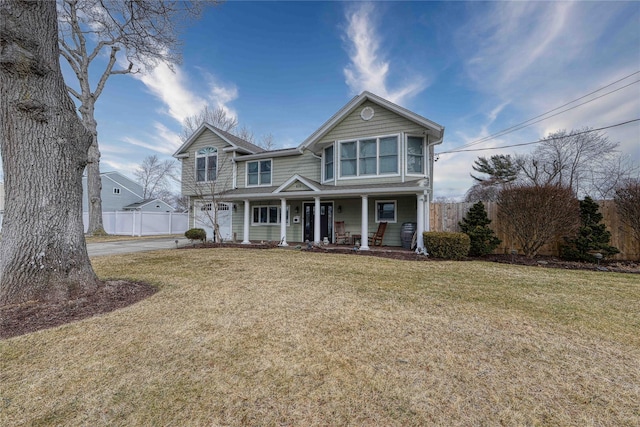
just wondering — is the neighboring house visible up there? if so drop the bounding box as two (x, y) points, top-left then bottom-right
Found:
(82, 171), (173, 213)
(173, 91), (444, 250)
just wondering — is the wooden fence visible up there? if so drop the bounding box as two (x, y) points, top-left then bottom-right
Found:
(430, 201), (639, 260)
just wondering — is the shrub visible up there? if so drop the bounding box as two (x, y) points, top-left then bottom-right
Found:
(458, 201), (501, 256)
(561, 196), (619, 262)
(614, 179), (640, 247)
(497, 184), (579, 257)
(185, 228), (206, 242)
(423, 232), (470, 260)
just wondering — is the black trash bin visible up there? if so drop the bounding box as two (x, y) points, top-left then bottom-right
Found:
(401, 222), (417, 249)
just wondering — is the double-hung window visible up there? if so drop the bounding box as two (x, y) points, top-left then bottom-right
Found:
(323, 145), (334, 181)
(196, 147), (217, 182)
(339, 135), (399, 178)
(247, 159), (272, 186)
(407, 136), (425, 175)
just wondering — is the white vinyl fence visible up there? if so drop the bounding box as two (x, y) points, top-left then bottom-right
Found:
(83, 211), (189, 236)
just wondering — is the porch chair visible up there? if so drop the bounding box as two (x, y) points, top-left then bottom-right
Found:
(368, 222), (387, 247)
(334, 221), (350, 245)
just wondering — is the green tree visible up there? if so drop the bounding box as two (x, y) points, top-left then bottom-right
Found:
(466, 155), (519, 202)
(561, 197), (619, 262)
(458, 202), (501, 256)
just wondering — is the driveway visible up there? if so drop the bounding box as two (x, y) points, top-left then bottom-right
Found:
(87, 237), (190, 257)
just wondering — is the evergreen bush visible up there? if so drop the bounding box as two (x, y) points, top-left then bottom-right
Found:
(458, 201), (501, 256)
(561, 197), (619, 262)
(185, 228), (206, 242)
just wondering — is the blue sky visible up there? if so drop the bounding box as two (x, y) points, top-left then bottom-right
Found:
(72, 1), (640, 198)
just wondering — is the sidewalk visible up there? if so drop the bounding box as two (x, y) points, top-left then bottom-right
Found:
(86, 237), (190, 257)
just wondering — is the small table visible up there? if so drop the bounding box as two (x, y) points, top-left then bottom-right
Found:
(351, 234), (362, 246)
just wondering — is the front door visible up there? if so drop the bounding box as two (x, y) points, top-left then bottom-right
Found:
(303, 202), (333, 243)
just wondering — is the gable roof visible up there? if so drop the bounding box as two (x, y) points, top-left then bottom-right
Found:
(97, 171), (144, 198)
(123, 198), (174, 210)
(299, 91), (445, 151)
(173, 123), (264, 158)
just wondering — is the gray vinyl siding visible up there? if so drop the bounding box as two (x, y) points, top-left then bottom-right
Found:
(321, 101), (426, 147)
(317, 101), (429, 187)
(180, 130), (236, 197)
(236, 151), (320, 188)
(82, 173), (143, 212)
(228, 196), (417, 246)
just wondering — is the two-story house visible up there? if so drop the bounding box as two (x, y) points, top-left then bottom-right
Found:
(173, 91), (444, 251)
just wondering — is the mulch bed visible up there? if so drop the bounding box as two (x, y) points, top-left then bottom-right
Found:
(3, 246), (637, 340)
(0, 280), (156, 340)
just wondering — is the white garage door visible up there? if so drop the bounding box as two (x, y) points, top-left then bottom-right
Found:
(194, 202), (233, 242)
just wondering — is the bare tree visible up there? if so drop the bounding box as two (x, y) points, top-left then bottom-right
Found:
(614, 179), (640, 256)
(180, 105), (277, 150)
(134, 155), (178, 200)
(1, 0), (99, 305)
(180, 106), (238, 141)
(589, 155), (639, 200)
(497, 184), (579, 257)
(58, 0), (205, 235)
(517, 128), (619, 197)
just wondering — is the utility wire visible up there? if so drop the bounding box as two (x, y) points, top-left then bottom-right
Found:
(435, 118), (640, 157)
(438, 70), (640, 154)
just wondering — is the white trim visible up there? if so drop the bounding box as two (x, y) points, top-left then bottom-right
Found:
(245, 158), (273, 187)
(173, 123), (261, 158)
(300, 91), (444, 151)
(337, 133), (401, 179)
(195, 146), (218, 183)
(250, 204), (290, 226)
(405, 134), (427, 177)
(274, 174), (321, 193)
(322, 144), (336, 183)
(375, 200), (397, 223)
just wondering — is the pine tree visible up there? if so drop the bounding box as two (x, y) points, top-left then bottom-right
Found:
(561, 197), (619, 262)
(459, 202), (501, 257)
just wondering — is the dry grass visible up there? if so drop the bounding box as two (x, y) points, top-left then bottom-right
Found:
(2, 248), (639, 426)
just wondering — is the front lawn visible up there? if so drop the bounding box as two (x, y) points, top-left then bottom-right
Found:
(1, 249), (638, 426)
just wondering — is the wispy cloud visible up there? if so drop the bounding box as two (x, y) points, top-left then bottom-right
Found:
(122, 122), (183, 155)
(342, 2), (426, 104)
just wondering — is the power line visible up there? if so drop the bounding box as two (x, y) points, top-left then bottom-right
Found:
(441, 70), (640, 153)
(435, 118), (640, 158)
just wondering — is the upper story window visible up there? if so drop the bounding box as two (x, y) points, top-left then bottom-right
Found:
(196, 147), (217, 182)
(407, 136), (425, 175)
(323, 145), (334, 182)
(247, 159), (272, 186)
(339, 135), (399, 178)
(113, 187), (121, 195)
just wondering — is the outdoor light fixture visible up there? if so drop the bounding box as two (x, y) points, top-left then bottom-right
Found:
(232, 204), (237, 212)
(295, 206), (299, 214)
(338, 205), (342, 213)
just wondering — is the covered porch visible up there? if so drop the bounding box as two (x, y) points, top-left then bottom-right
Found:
(229, 190), (431, 251)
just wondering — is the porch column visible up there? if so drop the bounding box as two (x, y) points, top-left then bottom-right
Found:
(360, 195), (370, 250)
(314, 196), (321, 244)
(416, 193), (425, 251)
(242, 199), (251, 244)
(279, 198), (288, 246)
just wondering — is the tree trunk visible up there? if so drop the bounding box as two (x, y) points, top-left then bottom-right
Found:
(85, 127), (106, 236)
(0, 0), (100, 305)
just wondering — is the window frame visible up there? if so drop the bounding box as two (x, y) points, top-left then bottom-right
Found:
(195, 146), (218, 183)
(251, 205), (290, 226)
(406, 135), (426, 176)
(113, 187), (121, 195)
(337, 134), (400, 179)
(323, 144), (335, 182)
(246, 159), (273, 187)
(375, 200), (397, 223)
